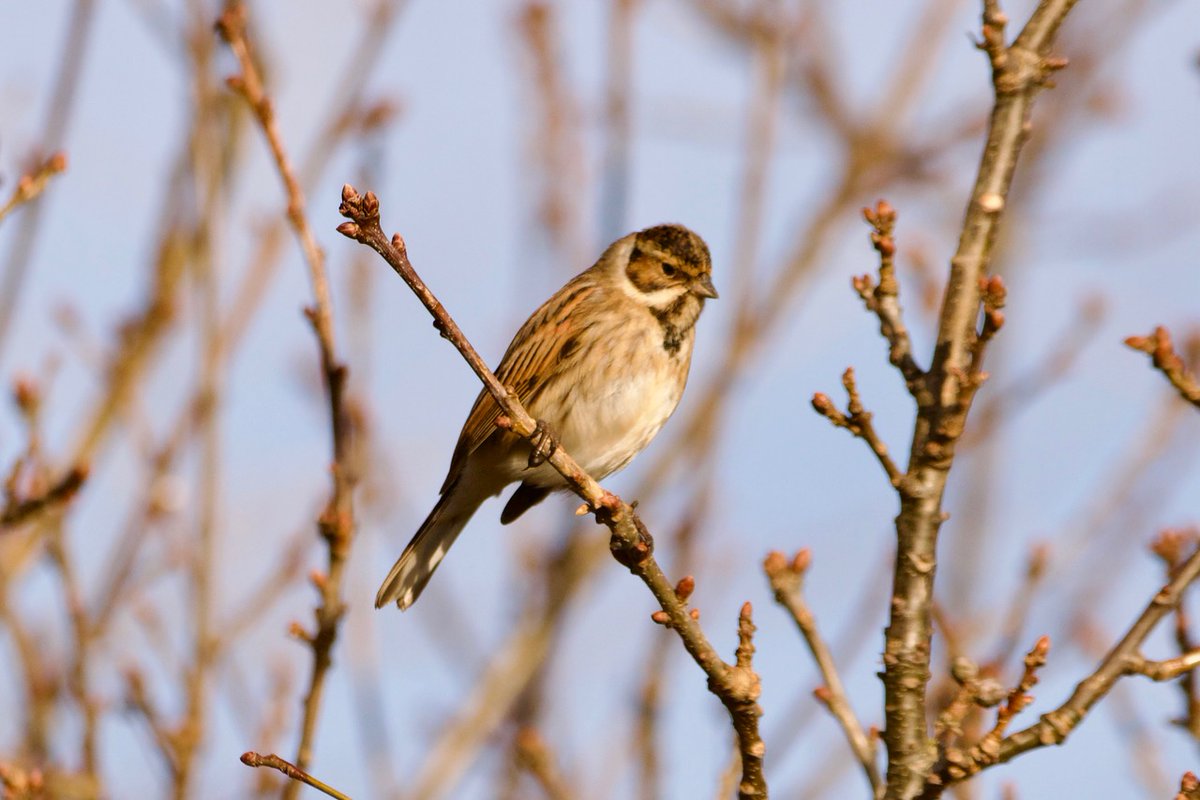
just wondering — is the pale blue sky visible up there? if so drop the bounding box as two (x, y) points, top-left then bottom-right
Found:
(2, 1), (1200, 798)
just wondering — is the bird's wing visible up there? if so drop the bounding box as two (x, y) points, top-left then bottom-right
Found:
(439, 278), (600, 493)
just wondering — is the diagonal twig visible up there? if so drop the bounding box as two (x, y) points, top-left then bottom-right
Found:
(765, 550), (882, 799)
(923, 543), (1200, 794)
(0, 153), (68, 228)
(875, 3), (1078, 796)
(240, 752), (351, 800)
(1125, 326), (1200, 409)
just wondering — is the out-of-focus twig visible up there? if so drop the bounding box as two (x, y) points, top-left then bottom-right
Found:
(0, 465), (87, 530)
(408, 533), (601, 800)
(217, 5), (359, 792)
(1177, 772), (1200, 800)
(513, 727), (575, 800)
(598, 0), (637, 241)
(1151, 529), (1200, 739)
(765, 549), (882, 799)
(0, 153), (68, 228)
(855, 201), (923, 392)
(516, 2), (587, 268)
(811, 368), (903, 489)
(0, 0), (95, 364)
(240, 752), (351, 800)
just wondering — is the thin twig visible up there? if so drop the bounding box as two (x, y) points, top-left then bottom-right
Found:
(765, 550), (882, 799)
(216, 5), (358, 791)
(338, 186), (767, 799)
(0, 466), (88, 530)
(0, 153), (68, 227)
(923, 543), (1200, 794)
(240, 752), (351, 800)
(1125, 326), (1200, 408)
(408, 534), (601, 800)
(811, 368), (904, 488)
(879, 3), (1077, 796)
(513, 727), (575, 800)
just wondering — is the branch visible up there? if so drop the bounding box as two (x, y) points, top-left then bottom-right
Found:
(0, 152), (68, 227)
(1125, 650), (1200, 683)
(877, 2), (1077, 796)
(938, 637), (1050, 782)
(1125, 326), (1200, 409)
(923, 543), (1200, 794)
(812, 368), (903, 488)
(513, 727), (576, 800)
(1151, 529), (1200, 738)
(216, 5), (358, 791)
(0, 465), (88, 530)
(337, 185), (766, 799)
(239, 752), (351, 800)
(855, 200), (923, 392)
(764, 550), (882, 799)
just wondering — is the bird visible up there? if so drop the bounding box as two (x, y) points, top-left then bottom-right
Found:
(376, 224), (717, 610)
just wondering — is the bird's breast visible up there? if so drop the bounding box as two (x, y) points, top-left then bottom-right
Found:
(535, 320), (693, 482)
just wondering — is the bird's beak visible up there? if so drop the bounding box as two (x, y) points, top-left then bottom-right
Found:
(692, 274), (719, 299)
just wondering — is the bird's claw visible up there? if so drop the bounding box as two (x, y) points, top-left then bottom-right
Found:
(528, 420), (559, 467)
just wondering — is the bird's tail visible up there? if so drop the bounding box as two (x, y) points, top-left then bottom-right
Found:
(375, 486), (482, 610)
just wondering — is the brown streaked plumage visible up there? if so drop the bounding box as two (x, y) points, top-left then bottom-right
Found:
(376, 224), (716, 610)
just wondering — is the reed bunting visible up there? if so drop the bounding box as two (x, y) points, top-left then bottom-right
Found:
(376, 224), (717, 610)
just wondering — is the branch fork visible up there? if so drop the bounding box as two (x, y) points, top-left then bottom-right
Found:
(812, 368), (903, 488)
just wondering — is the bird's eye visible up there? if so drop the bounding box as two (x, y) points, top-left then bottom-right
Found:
(661, 263), (677, 277)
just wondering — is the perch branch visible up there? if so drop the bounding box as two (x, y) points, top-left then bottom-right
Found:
(337, 185), (766, 799)
(1178, 772), (1200, 800)
(0, 465), (88, 530)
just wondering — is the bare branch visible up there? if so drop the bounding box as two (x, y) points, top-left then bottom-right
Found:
(880, 2), (1079, 795)
(216, 4), (359, 790)
(1125, 650), (1200, 683)
(0, 465), (88, 530)
(513, 727), (576, 800)
(924, 543), (1200, 794)
(765, 550), (882, 799)
(856, 200), (923, 391)
(812, 368), (904, 488)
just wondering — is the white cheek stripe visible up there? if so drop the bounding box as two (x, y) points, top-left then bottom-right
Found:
(612, 238), (689, 309)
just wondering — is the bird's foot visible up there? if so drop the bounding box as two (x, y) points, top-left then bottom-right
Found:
(528, 420), (559, 468)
